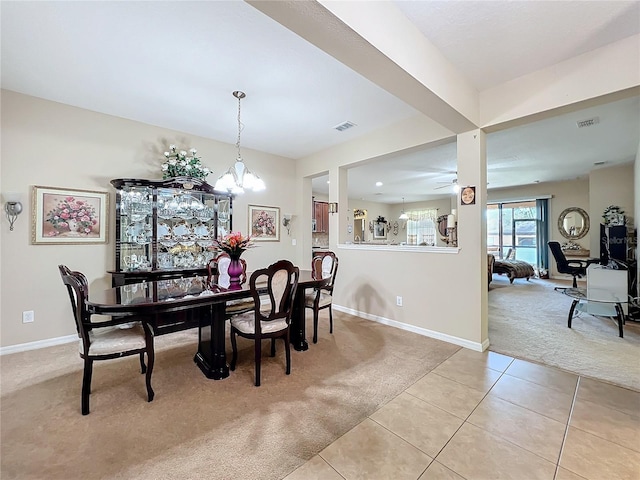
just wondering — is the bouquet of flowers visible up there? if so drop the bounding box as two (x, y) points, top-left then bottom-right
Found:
(161, 145), (210, 179)
(211, 232), (255, 258)
(46, 196), (97, 235)
(252, 210), (276, 236)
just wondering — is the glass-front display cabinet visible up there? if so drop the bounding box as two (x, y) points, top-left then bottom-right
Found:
(109, 177), (232, 287)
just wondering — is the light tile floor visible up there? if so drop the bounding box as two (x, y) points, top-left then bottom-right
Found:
(284, 349), (640, 480)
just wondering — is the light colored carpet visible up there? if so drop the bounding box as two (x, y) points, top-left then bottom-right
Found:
(489, 275), (640, 391)
(0, 311), (460, 480)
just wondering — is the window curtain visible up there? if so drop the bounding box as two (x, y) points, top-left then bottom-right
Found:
(406, 209), (438, 245)
(536, 199), (549, 268)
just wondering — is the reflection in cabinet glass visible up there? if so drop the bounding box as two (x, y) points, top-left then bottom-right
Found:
(110, 177), (232, 286)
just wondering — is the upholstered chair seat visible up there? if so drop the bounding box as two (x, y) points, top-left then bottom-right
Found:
(83, 323), (147, 356)
(305, 290), (332, 309)
(230, 315), (288, 335)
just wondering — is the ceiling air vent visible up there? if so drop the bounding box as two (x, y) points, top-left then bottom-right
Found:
(333, 121), (357, 132)
(576, 116), (599, 128)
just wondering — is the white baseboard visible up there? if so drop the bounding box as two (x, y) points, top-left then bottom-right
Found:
(333, 305), (489, 352)
(0, 334), (77, 356)
(2, 307), (492, 356)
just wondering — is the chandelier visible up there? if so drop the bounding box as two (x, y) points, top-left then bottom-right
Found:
(399, 197), (409, 220)
(214, 91), (265, 194)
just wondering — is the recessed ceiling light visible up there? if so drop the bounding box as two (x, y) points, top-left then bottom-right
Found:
(375, 181), (383, 187)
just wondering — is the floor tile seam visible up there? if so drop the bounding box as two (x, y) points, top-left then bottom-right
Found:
(367, 415), (436, 461)
(426, 370), (498, 396)
(565, 422), (640, 456)
(555, 376), (581, 479)
(484, 390), (572, 426)
(463, 415), (565, 466)
(471, 367), (566, 467)
(402, 349), (465, 391)
(574, 393), (640, 418)
(429, 369), (509, 466)
(315, 453), (347, 480)
(399, 389), (473, 422)
(500, 371), (579, 397)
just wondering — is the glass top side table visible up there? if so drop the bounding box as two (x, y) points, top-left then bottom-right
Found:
(563, 287), (628, 338)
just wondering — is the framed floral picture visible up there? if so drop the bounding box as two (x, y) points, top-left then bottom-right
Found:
(248, 205), (280, 242)
(32, 186), (109, 244)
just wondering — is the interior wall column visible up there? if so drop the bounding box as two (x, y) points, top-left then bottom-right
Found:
(457, 129), (489, 348)
(329, 166), (348, 247)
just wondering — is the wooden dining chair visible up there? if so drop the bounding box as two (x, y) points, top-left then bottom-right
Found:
(305, 252), (339, 343)
(229, 260), (299, 386)
(207, 253), (255, 316)
(58, 265), (155, 415)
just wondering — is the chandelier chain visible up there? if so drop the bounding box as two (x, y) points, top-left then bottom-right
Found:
(235, 91), (245, 160)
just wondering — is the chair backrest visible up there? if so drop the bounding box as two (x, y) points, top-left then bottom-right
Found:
(249, 260), (299, 334)
(58, 265), (91, 346)
(548, 241), (570, 272)
(312, 251), (339, 291)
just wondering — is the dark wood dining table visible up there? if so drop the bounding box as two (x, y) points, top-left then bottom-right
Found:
(86, 270), (328, 380)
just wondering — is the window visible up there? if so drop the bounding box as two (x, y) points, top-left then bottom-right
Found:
(487, 201), (538, 264)
(406, 209), (437, 245)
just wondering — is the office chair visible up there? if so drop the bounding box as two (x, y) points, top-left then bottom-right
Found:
(548, 241), (598, 291)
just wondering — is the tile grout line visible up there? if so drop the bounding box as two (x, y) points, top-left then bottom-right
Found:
(553, 375), (581, 480)
(426, 361), (515, 471)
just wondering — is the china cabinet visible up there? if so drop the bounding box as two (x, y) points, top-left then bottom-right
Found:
(109, 177), (232, 287)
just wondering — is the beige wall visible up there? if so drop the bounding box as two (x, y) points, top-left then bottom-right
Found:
(0, 90), (297, 348)
(589, 164), (635, 255)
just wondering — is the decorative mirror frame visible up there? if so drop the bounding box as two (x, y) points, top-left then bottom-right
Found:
(437, 215), (448, 239)
(557, 207), (590, 240)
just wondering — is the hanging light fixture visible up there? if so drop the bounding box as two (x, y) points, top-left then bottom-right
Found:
(214, 90), (265, 194)
(399, 197), (409, 220)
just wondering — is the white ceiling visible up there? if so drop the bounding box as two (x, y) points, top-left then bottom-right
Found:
(2, 1), (639, 204)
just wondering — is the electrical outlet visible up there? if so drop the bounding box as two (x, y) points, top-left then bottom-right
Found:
(22, 310), (34, 323)
(291, 238), (297, 246)
(396, 296), (403, 307)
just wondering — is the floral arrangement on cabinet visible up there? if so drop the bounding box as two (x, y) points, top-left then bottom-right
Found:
(602, 205), (625, 226)
(46, 196), (98, 235)
(161, 145), (210, 179)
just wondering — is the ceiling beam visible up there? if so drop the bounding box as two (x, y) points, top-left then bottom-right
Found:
(248, 0), (479, 134)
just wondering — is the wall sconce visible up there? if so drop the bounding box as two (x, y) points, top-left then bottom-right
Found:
(282, 214), (293, 235)
(4, 193), (23, 231)
(328, 202), (338, 214)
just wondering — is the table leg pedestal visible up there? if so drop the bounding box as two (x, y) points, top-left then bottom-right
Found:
(194, 303), (229, 380)
(290, 288), (309, 351)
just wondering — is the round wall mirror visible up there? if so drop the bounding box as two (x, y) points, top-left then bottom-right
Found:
(558, 207), (589, 240)
(437, 215), (448, 238)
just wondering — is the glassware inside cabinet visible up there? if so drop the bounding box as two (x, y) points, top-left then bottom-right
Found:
(155, 188), (217, 270)
(217, 198), (230, 239)
(119, 186), (152, 271)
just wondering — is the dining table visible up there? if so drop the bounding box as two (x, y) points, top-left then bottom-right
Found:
(86, 269), (328, 380)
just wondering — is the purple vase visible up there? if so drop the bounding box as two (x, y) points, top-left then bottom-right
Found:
(227, 255), (244, 289)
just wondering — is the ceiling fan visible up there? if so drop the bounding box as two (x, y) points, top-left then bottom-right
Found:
(434, 177), (458, 190)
